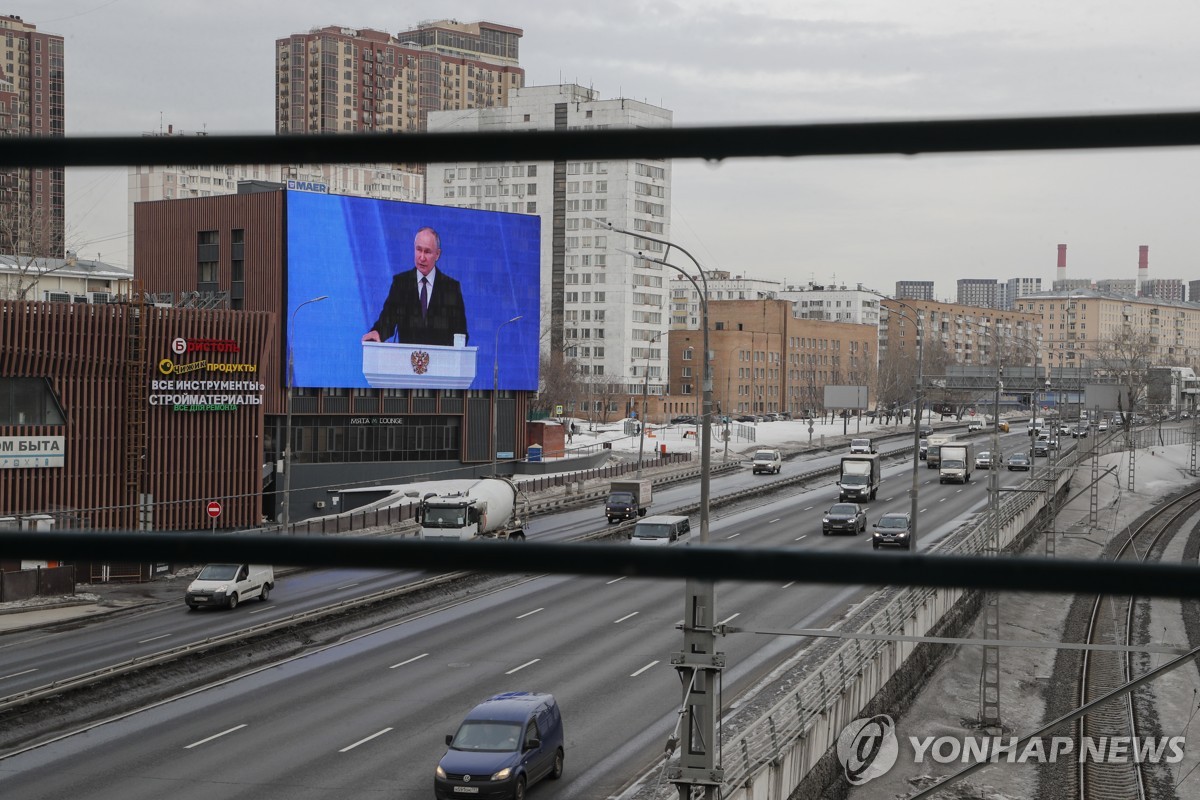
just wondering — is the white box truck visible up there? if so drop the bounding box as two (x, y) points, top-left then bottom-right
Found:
(939, 444), (972, 484)
(838, 453), (881, 502)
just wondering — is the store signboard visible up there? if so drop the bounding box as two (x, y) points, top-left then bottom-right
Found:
(0, 436), (65, 469)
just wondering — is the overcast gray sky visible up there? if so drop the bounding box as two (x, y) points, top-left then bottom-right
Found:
(38, 1), (1200, 298)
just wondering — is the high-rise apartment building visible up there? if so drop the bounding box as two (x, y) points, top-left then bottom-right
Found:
(275, 20), (524, 135)
(1096, 278), (1136, 296)
(1140, 278), (1184, 303)
(0, 15), (64, 258)
(428, 84), (672, 398)
(1190, 280), (1200, 304)
(896, 280), (934, 301)
(1003, 277), (1042, 310)
(957, 278), (1000, 309)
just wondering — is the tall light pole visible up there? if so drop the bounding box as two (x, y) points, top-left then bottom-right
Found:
(283, 294), (328, 532)
(636, 333), (661, 478)
(492, 315), (523, 477)
(608, 223), (720, 800)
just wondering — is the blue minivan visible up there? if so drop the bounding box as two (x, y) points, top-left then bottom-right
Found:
(435, 692), (565, 800)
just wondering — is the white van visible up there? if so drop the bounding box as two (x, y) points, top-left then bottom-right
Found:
(630, 515), (691, 546)
(185, 564), (274, 610)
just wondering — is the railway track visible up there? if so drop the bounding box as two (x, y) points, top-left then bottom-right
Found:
(1077, 486), (1200, 800)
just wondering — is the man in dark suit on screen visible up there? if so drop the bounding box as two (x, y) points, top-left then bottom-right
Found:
(361, 226), (469, 347)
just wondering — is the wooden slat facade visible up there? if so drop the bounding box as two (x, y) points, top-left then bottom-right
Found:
(0, 299), (275, 533)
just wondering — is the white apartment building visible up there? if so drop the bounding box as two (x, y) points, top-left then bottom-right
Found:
(1003, 277), (1042, 310)
(428, 85), (673, 394)
(0, 252), (131, 303)
(776, 282), (881, 326)
(670, 271), (781, 329)
(128, 129), (424, 268)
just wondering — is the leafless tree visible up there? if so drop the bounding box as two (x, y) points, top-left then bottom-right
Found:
(0, 199), (68, 301)
(1093, 327), (1154, 426)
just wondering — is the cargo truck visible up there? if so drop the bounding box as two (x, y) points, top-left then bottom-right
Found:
(938, 444), (972, 484)
(417, 477), (528, 541)
(837, 453), (881, 502)
(925, 433), (955, 469)
(605, 479), (653, 523)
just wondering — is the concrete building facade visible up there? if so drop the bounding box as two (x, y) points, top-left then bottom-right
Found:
(275, 20), (524, 135)
(896, 280), (934, 301)
(880, 298), (1042, 369)
(662, 299), (875, 418)
(0, 15), (64, 259)
(776, 282), (881, 326)
(428, 84), (673, 399)
(670, 271), (780, 330)
(1015, 291), (1200, 374)
(957, 278), (1000, 309)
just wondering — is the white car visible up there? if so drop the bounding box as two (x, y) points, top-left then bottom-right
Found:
(967, 420), (983, 432)
(752, 449), (782, 474)
(1098, 420), (1109, 431)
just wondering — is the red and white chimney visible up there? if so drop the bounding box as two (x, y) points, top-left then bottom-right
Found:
(1056, 244), (1067, 284)
(1137, 245), (1149, 295)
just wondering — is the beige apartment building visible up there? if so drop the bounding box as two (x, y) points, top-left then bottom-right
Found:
(658, 299), (876, 419)
(275, 20), (524, 135)
(880, 298), (1042, 367)
(1014, 291), (1200, 373)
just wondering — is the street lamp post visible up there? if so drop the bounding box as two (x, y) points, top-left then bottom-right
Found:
(607, 222), (719, 800)
(492, 315), (523, 477)
(283, 294), (329, 532)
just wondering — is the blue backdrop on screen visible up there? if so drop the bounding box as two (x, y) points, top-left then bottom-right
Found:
(285, 191), (541, 390)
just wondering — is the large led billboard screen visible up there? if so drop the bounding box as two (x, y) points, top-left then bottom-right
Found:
(286, 192), (541, 391)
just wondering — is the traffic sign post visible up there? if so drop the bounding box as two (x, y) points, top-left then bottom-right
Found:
(207, 501), (221, 531)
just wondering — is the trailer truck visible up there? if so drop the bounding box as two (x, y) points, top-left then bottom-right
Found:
(605, 479), (653, 523)
(837, 453), (881, 502)
(938, 444), (973, 484)
(416, 477), (528, 541)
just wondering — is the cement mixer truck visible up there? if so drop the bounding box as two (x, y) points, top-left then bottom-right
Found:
(416, 477), (528, 542)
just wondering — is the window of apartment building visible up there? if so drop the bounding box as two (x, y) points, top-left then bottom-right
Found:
(526, 202), (536, 213)
(197, 230), (219, 286)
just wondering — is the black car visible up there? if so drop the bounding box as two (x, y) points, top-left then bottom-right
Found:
(1007, 452), (1032, 471)
(1071, 426), (1089, 438)
(736, 415), (756, 423)
(822, 503), (867, 536)
(872, 512), (912, 550)
(1033, 440), (1050, 457)
(670, 415), (696, 424)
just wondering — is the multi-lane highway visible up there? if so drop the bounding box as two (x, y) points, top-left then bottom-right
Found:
(0, 427), (1067, 799)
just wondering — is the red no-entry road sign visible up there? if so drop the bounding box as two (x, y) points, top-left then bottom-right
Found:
(207, 501), (222, 519)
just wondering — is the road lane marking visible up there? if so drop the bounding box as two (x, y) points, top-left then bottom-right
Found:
(782, 581), (795, 588)
(726, 532), (741, 539)
(939, 498), (946, 503)
(340, 728), (393, 752)
(630, 660), (660, 677)
(0, 668), (36, 681)
(606, 576), (626, 585)
(185, 724), (247, 749)
(506, 659), (541, 675)
(336, 582), (360, 590)
(613, 612), (639, 624)
(717, 613), (740, 626)
(803, 506), (814, 511)
(769, 518), (781, 524)
(389, 653), (429, 669)
(794, 535), (807, 541)
(885, 497), (894, 501)
(516, 608), (544, 619)
(247, 606), (270, 614)
(920, 508), (928, 513)
(137, 633), (171, 644)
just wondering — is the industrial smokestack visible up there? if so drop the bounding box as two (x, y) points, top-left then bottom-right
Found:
(1056, 244), (1067, 284)
(1138, 245), (1149, 295)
